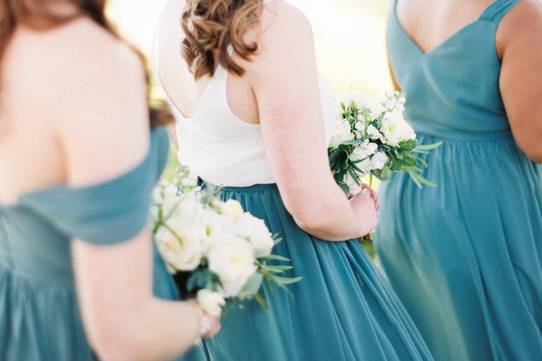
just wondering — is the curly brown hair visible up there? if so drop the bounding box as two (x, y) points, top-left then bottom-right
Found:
(182, 0), (263, 80)
(0, 0), (172, 127)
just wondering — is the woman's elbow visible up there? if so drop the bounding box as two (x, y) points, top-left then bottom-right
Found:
(519, 143), (542, 164)
(284, 195), (326, 228)
(87, 323), (146, 361)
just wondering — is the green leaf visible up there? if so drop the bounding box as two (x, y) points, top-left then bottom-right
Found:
(263, 265), (294, 273)
(399, 139), (417, 151)
(264, 254), (292, 263)
(415, 142), (442, 152)
(239, 273), (264, 297)
(400, 157), (417, 167)
(339, 183), (350, 195)
(273, 275), (303, 286)
(253, 292), (268, 310)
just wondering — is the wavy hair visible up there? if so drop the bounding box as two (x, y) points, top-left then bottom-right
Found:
(0, 0), (172, 127)
(182, 0), (263, 80)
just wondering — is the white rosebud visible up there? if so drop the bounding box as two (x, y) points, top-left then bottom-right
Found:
(221, 200), (244, 221)
(207, 236), (257, 297)
(234, 213), (274, 258)
(371, 151), (389, 170)
(197, 289), (226, 317)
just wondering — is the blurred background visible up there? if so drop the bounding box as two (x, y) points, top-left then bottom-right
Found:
(107, 0), (393, 96)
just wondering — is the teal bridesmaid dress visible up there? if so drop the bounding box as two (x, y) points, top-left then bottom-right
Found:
(0, 128), (202, 361)
(183, 184), (434, 361)
(376, 1), (542, 360)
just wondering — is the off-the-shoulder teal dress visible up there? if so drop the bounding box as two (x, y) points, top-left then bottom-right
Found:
(376, 1), (542, 360)
(0, 128), (202, 361)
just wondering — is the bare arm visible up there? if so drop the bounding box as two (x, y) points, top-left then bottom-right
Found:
(244, 2), (376, 241)
(46, 21), (216, 361)
(498, 1), (542, 163)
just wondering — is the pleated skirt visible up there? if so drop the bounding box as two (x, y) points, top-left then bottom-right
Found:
(376, 134), (542, 361)
(184, 183), (434, 361)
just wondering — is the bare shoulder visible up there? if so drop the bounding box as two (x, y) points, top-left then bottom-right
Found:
(10, 17), (151, 184)
(13, 17), (145, 115)
(498, 0), (542, 50)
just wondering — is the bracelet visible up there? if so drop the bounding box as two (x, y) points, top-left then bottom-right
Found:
(191, 301), (211, 338)
(198, 314), (211, 337)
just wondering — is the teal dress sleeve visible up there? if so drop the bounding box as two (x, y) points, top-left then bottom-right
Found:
(20, 127), (170, 245)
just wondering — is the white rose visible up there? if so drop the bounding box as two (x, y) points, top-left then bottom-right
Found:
(350, 142), (378, 162)
(221, 200), (244, 221)
(381, 110), (416, 146)
(329, 118), (355, 148)
(234, 213), (274, 258)
(371, 151), (389, 170)
(207, 236), (257, 297)
(201, 210), (235, 254)
(197, 289), (226, 317)
(156, 226), (203, 272)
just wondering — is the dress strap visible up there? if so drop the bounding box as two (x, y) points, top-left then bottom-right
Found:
(479, 0), (520, 23)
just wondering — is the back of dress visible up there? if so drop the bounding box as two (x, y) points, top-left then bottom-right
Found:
(0, 129), (185, 361)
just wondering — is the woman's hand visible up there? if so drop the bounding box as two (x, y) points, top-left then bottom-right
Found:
(188, 300), (221, 339)
(350, 188), (379, 237)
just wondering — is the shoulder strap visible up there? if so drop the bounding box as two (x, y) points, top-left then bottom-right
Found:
(479, 0), (520, 23)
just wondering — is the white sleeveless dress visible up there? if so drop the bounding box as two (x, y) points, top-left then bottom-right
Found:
(175, 65), (336, 187)
(154, 2), (435, 360)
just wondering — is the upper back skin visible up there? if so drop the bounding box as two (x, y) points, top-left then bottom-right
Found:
(0, 16), (148, 204)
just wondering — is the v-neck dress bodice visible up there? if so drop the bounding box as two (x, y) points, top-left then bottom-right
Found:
(0, 128), (191, 361)
(388, 0), (516, 140)
(375, 1), (542, 361)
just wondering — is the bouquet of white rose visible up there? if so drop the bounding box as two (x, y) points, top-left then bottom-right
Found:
(329, 91), (441, 195)
(152, 167), (301, 317)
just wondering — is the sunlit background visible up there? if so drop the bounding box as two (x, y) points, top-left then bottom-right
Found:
(107, 0), (392, 95)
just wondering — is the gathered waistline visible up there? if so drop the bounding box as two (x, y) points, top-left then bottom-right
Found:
(199, 179), (279, 193)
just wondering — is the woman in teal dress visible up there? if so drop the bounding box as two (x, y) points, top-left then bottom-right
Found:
(376, 0), (542, 360)
(157, 1), (434, 360)
(0, 1), (218, 360)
